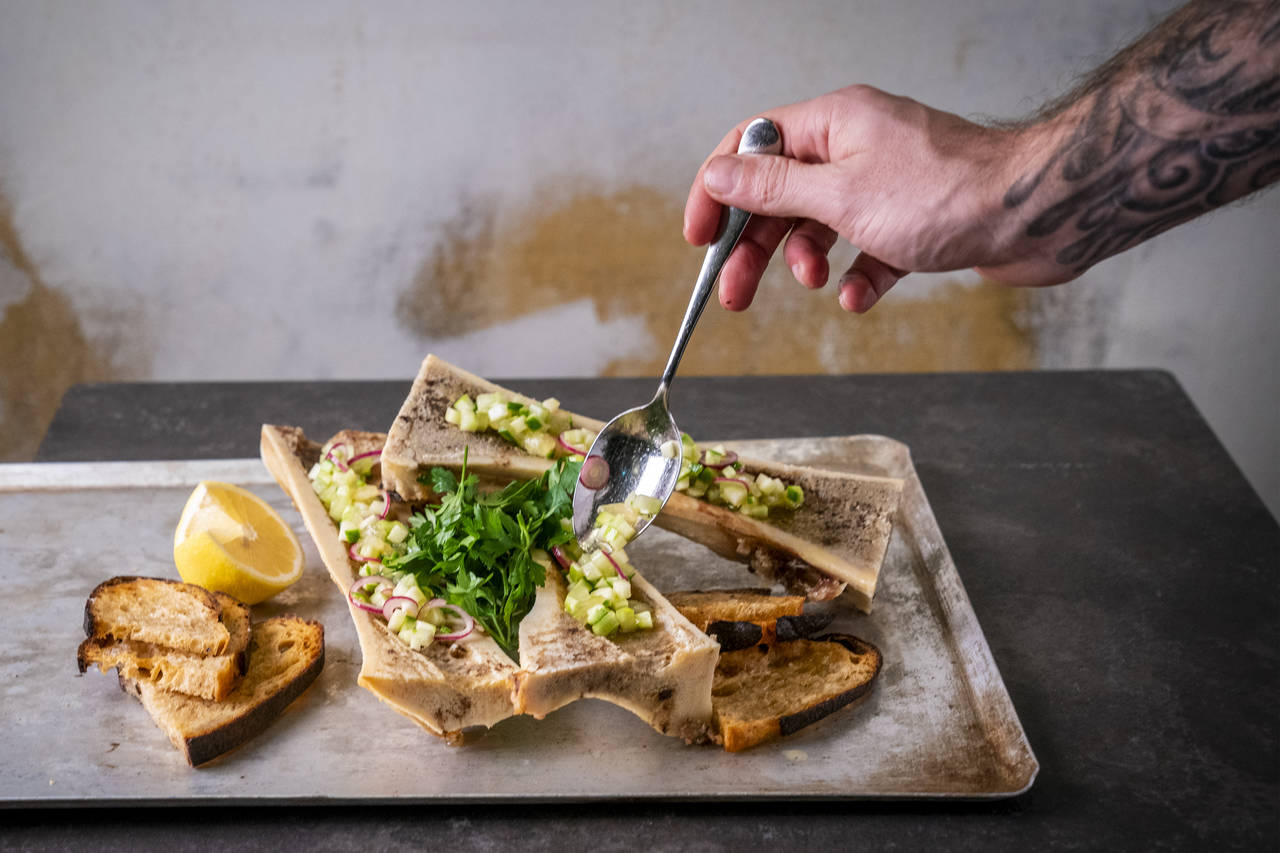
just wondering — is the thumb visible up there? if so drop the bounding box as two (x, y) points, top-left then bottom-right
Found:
(702, 153), (844, 225)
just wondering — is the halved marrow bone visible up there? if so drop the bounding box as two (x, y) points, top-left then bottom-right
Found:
(260, 423), (718, 743)
(382, 355), (904, 610)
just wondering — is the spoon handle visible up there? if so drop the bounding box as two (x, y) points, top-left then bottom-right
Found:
(657, 117), (783, 399)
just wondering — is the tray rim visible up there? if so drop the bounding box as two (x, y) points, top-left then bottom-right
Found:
(0, 442), (1038, 803)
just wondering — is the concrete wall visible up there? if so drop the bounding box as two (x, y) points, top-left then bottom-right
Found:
(2, 0), (1276, 515)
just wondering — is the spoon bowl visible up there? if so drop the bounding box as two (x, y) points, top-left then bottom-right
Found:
(571, 117), (782, 544)
(570, 394), (682, 546)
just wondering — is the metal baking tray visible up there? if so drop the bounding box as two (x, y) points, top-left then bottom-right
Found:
(0, 436), (1037, 804)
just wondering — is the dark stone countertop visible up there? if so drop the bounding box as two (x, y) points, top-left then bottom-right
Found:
(11, 370), (1278, 852)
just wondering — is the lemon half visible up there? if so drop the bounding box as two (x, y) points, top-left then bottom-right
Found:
(174, 481), (304, 605)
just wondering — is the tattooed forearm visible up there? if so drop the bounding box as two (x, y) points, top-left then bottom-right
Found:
(1004, 0), (1280, 274)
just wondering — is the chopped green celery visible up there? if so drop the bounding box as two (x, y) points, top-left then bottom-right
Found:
(592, 610), (620, 636)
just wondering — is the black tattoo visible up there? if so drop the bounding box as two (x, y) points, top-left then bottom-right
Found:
(1005, 0), (1280, 273)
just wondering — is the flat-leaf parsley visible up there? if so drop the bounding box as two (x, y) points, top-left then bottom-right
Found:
(385, 454), (581, 658)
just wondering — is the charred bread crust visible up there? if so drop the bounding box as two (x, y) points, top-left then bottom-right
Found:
(705, 621), (764, 652)
(776, 633), (880, 739)
(774, 611), (837, 642)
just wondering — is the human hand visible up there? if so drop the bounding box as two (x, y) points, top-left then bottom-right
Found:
(684, 85), (1067, 313)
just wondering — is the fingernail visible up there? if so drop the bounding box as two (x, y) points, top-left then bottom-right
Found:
(704, 157), (742, 195)
(838, 274), (874, 313)
(791, 262), (805, 284)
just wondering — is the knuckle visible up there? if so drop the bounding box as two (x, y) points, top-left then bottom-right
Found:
(748, 157), (791, 208)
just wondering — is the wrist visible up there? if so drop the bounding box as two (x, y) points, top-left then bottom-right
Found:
(978, 115), (1083, 285)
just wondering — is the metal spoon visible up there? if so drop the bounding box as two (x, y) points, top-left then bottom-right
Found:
(571, 116), (782, 545)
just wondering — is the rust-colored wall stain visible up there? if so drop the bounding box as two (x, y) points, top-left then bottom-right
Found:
(0, 189), (115, 461)
(399, 184), (1036, 375)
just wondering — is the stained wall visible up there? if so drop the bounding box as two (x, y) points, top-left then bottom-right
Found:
(1, 0), (1275, 514)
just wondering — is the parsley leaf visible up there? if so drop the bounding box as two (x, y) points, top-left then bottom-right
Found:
(385, 456), (582, 659)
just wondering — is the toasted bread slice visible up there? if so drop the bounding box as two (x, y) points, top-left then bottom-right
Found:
(260, 424), (520, 740)
(83, 576), (232, 655)
(262, 423), (718, 743)
(711, 634), (881, 752)
(78, 591), (251, 701)
(120, 616), (323, 766)
(666, 588), (805, 631)
(666, 588), (808, 652)
(514, 569), (718, 743)
(382, 355), (904, 609)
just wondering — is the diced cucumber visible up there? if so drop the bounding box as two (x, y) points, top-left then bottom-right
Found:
(627, 493), (663, 517)
(591, 610), (620, 636)
(635, 610), (653, 630)
(615, 606), (637, 633)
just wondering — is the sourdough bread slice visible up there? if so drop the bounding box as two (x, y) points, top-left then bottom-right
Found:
(382, 354), (904, 610)
(711, 634), (881, 752)
(260, 424), (520, 739)
(79, 591), (251, 701)
(666, 588), (806, 652)
(83, 576), (232, 655)
(120, 616), (323, 766)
